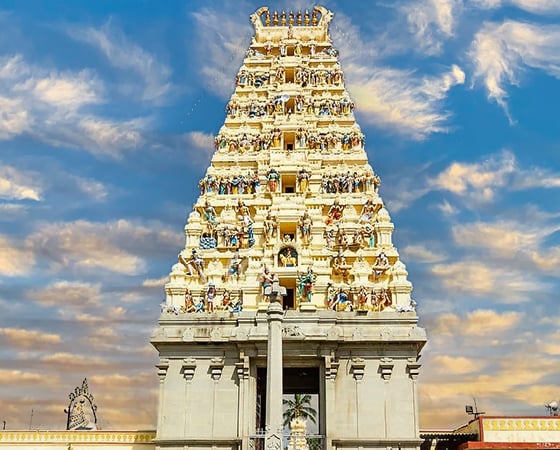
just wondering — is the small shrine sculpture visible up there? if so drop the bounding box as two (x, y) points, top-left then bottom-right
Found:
(64, 378), (99, 430)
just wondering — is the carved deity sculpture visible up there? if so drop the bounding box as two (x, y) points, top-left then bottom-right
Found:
(326, 198), (344, 225)
(297, 168), (311, 193)
(298, 210), (313, 245)
(296, 267), (316, 303)
(267, 168), (280, 192)
(179, 249), (207, 283)
(263, 210), (278, 243)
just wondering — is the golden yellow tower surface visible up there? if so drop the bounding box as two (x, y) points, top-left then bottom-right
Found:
(162, 5), (416, 316)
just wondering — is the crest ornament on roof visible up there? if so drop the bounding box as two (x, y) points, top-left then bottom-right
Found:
(64, 378), (99, 430)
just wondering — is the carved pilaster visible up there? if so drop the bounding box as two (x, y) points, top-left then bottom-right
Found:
(210, 356), (225, 381)
(379, 357), (394, 381)
(236, 353), (250, 380)
(350, 357), (365, 381)
(156, 359), (169, 382)
(407, 359), (421, 380)
(324, 353), (339, 381)
(182, 358), (197, 382)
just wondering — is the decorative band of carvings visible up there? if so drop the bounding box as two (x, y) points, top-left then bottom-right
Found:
(154, 437), (242, 445)
(0, 431), (155, 443)
(483, 418), (560, 431)
(332, 438), (424, 446)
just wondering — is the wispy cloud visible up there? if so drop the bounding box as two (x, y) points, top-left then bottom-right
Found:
(0, 327), (61, 349)
(191, 5), (252, 99)
(25, 219), (181, 276)
(431, 260), (545, 301)
(472, 0), (560, 14)
(345, 63), (465, 140)
(428, 149), (560, 204)
(0, 164), (42, 201)
(67, 21), (173, 103)
(469, 20), (560, 119)
(71, 175), (109, 201)
(0, 54), (147, 157)
(26, 280), (102, 308)
(428, 149), (516, 202)
(142, 276), (168, 287)
(430, 309), (522, 337)
(0, 95), (30, 139)
(389, 150), (520, 211)
(401, 0), (463, 55)
(431, 355), (485, 374)
(0, 233), (34, 276)
(330, 9), (466, 140)
(401, 244), (448, 263)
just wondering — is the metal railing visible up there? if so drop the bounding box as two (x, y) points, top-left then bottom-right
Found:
(248, 432), (325, 450)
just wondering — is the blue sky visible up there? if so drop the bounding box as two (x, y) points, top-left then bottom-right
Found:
(1, 0), (559, 431)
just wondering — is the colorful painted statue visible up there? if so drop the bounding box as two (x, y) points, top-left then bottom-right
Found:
(297, 267), (316, 302)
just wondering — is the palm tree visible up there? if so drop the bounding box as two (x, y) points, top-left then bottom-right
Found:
(282, 393), (317, 427)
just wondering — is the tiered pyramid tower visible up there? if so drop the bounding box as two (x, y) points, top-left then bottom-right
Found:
(152, 6), (427, 450)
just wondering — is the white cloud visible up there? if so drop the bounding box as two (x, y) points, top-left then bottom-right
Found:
(68, 21), (172, 103)
(472, 0), (560, 14)
(191, 5), (253, 99)
(402, 0), (463, 55)
(430, 309), (522, 336)
(142, 276), (168, 287)
(25, 219), (180, 276)
(0, 165), (42, 201)
(26, 221), (145, 275)
(72, 176), (108, 201)
(0, 53), (148, 157)
(345, 64), (465, 140)
(431, 355), (485, 374)
(78, 117), (144, 155)
(0, 234), (34, 276)
(431, 260), (545, 301)
(26, 280), (101, 307)
(435, 199), (460, 215)
(452, 220), (560, 257)
(0, 327), (61, 349)
(429, 150), (560, 205)
(429, 150), (516, 201)
(470, 20), (560, 117)
(0, 95), (30, 139)
(401, 244), (448, 263)
(30, 70), (102, 109)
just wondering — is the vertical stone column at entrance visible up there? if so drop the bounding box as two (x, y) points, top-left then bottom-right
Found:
(264, 278), (286, 449)
(266, 301), (284, 436)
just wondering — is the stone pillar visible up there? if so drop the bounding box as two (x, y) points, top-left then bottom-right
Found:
(155, 359), (169, 439)
(266, 301), (284, 435)
(265, 278), (286, 448)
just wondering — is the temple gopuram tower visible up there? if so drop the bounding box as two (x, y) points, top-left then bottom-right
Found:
(151, 6), (427, 450)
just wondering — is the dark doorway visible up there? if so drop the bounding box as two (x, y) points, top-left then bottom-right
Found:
(284, 288), (295, 310)
(283, 367), (319, 393)
(255, 367), (320, 431)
